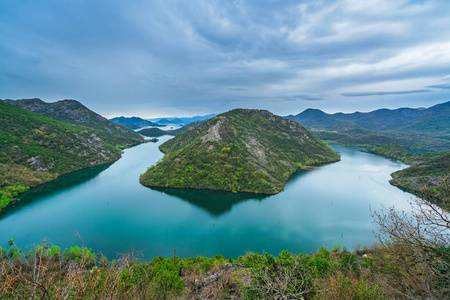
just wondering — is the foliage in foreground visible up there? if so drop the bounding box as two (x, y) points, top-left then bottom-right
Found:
(2, 163), (450, 299)
(1, 238), (449, 299)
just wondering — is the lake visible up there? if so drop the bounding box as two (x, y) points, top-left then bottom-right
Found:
(0, 138), (413, 259)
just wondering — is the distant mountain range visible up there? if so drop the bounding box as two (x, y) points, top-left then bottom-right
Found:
(137, 121), (204, 137)
(109, 113), (216, 129)
(286, 101), (450, 152)
(149, 113), (217, 125)
(109, 116), (161, 130)
(286, 101), (449, 131)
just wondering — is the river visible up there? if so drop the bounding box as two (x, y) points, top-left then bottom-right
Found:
(0, 137), (413, 259)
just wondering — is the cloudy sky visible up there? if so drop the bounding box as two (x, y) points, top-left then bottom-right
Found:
(1, 0), (450, 118)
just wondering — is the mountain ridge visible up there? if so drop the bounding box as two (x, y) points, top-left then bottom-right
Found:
(286, 101), (450, 151)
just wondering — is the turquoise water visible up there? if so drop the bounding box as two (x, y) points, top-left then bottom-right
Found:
(0, 138), (413, 259)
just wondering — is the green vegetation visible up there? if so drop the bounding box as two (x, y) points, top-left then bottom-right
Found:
(140, 109), (340, 194)
(0, 185), (29, 211)
(1, 241), (448, 299)
(370, 144), (450, 202)
(0, 99), (144, 212)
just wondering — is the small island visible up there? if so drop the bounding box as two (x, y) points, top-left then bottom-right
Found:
(140, 109), (340, 194)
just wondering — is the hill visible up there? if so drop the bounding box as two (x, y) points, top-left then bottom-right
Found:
(286, 101), (450, 152)
(109, 116), (161, 130)
(0, 99), (144, 212)
(6, 98), (143, 149)
(140, 109), (340, 194)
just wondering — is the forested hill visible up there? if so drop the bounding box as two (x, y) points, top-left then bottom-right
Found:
(6, 98), (143, 149)
(140, 109), (340, 194)
(0, 99), (144, 212)
(286, 101), (450, 151)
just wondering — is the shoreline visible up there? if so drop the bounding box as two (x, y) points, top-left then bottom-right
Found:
(0, 140), (145, 214)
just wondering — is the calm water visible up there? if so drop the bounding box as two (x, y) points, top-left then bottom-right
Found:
(0, 138), (413, 259)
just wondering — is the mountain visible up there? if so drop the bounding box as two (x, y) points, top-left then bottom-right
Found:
(286, 101), (450, 151)
(137, 121), (203, 137)
(287, 101), (450, 131)
(109, 116), (161, 130)
(0, 99), (144, 212)
(155, 118), (185, 125)
(6, 98), (144, 149)
(140, 109), (340, 194)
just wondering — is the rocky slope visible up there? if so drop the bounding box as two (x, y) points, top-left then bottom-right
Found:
(140, 109), (340, 194)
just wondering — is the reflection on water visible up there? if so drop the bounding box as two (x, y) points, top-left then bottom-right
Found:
(0, 164), (111, 216)
(0, 142), (413, 259)
(152, 187), (269, 216)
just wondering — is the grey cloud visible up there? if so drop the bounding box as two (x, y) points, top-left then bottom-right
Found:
(0, 0), (449, 117)
(292, 94), (322, 101)
(342, 89), (430, 97)
(427, 83), (450, 89)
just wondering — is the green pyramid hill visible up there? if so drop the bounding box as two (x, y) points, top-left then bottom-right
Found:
(140, 109), (340, 194)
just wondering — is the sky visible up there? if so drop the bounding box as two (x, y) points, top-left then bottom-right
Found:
(1, 0), (450, 118)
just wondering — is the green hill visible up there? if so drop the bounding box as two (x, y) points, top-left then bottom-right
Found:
(140, 109), (340, 194)
(0, 99), (144, 212)
(6, 98), (143, 149)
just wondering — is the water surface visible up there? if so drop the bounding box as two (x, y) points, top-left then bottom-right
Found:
(0, 138), (413, 259)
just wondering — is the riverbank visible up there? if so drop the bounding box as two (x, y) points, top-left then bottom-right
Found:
(369, 144), (449, 202)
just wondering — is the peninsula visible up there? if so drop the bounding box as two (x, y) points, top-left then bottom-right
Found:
(140, 109), (340, 194)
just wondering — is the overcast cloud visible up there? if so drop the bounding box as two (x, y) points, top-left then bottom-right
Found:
(1, 0), (449, 117)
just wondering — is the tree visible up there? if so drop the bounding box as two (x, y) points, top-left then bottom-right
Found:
(371, 174), (450, 298)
